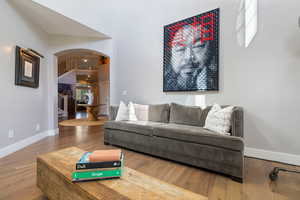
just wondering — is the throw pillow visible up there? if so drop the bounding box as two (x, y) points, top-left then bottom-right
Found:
(115, 101), (138, 121)
(128, 102), (138, 121)
(115, 101), (129, 121)
(133, 103), (149, 121)
(204, 104), (234, 135)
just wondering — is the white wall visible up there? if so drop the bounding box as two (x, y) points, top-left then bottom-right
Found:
(5, 0), (300, 158)
(115, 0), (300, 156)
(38, 0), (300, 156)
(0, 0), (50, 149)
(205, 0), (300, 155)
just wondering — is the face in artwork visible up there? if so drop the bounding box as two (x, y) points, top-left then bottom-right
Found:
(170, 24), (211, 87)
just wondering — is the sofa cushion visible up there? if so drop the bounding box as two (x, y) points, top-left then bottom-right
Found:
(201, 105), (244, 137)
(200, 105), (229, 128)
(104, 121), (166, 136)
(133, 103), (149, 121)
(115, 101), (129, 121)
(204, 104), (234, 135)
(153, 123), (244, 151)
(169, 103), (202, 126)
(148, 104), (170, 123)
(109, 106), (119, 121)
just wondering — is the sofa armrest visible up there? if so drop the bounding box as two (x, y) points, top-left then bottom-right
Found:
(109, 106), (119, 121)
(231, 107), (244, 138)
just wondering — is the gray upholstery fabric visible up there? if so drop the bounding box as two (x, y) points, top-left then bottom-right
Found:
(108, 105), (244, 137)
(104, 121), (166, 136)
(231, 107), (244, 137)
(169, 103), (203, 126)
(153, 123), (244, 151)
(104, 128), (244, 179)
(104, 129), (154, 155)
(105, 104), (244, 181)
(201, 106), (244, 137)
(148, 104), (170, 123)
(109, 105), (119, 120)
(150, 136), (243, 178)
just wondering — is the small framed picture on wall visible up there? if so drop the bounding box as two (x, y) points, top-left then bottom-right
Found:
(15, 46), (40, 88)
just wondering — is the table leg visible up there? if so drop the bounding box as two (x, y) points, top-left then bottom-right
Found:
(86, 107), (98, 121)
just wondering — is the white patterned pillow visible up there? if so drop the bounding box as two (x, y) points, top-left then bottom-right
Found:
(115, 101), (129, 121)
(133, 103), (149, 121)
(115, 101), (137, 121)
(204, 104), (234, 135)
(128, 102), (138, 121)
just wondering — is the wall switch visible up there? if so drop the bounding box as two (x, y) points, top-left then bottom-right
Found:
(36, 124), (40, 132)
(122, 90), (127, 95)
(8, 129), (14, 138)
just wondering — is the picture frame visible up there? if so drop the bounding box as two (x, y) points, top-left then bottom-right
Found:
(163, 8), (219, 92)
(15, 46), (40, 88)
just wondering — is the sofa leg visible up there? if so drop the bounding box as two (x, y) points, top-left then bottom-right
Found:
(104, 141), (110, 145)
(231, 176), (243, 183)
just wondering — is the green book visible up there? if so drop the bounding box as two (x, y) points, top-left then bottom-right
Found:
(72, 168), (122, 181)
(72, 151), (125, 182)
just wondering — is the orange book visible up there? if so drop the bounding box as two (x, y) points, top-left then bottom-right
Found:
(89, 149), (121, 162)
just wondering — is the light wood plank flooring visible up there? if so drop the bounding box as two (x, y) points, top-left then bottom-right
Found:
(0, 125), (299, 200)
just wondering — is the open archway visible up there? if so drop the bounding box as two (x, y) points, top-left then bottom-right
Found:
(55, 48), (110, 126)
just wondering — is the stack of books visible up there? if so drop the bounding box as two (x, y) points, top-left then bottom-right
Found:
(72, 149), (124, 182)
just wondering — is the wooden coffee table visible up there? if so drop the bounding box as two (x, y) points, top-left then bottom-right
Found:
(37, 147), (207, 200)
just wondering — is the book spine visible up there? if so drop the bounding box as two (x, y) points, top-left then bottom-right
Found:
(72, 168), (122, 181)
(76, 161), (122, 170)
(74, 167), (120, 172)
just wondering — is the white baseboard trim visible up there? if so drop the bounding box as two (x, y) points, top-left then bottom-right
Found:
(47, 128), (59, 136)
(245, 147), (300, 166)
(0, 129), (58, 159)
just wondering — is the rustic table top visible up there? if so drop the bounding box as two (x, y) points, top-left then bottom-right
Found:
(37, 146), (207, 200)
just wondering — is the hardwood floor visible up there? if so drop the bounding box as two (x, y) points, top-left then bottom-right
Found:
(0, 125), (299, 200)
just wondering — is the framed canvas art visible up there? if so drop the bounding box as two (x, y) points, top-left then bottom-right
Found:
(163, 8), (219, 92)
(15, 46), (40, 88)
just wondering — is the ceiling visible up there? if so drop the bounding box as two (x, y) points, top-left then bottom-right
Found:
(57, 50), (104, 69)
(57, 49), (109, 84)
(10, 0), (109, 39)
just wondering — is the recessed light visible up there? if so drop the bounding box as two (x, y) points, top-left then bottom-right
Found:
(83, 59), (88, 63)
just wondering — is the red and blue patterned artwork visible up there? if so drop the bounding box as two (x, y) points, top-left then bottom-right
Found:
(163, 8), (219, 92)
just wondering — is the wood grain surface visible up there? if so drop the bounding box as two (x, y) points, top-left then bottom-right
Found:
(0, 125), (299, 200)
(37, 147), (207, 200)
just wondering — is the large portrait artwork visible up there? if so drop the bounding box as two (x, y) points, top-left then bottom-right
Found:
(163, 9), (219, 92)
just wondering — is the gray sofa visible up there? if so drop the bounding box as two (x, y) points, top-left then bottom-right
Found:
(104, 103), (244, 182)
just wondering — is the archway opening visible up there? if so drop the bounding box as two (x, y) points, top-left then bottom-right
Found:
(55, 49), (110, 126)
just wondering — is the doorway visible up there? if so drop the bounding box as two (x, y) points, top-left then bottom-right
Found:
(56, 49), (110, 126)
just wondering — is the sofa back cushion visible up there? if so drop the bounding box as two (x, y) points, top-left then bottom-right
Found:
(148, 104), (170, 123)
(109, 105), (119, 120)
(169, 103), (203, 126)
